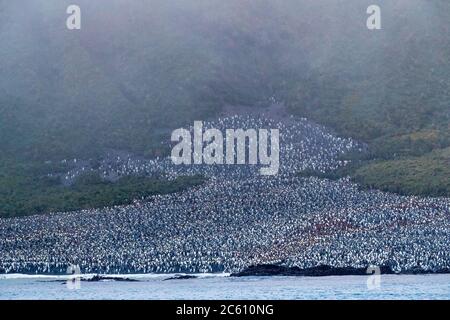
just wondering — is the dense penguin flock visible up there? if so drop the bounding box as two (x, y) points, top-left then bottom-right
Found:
(1, 113), (449, 274)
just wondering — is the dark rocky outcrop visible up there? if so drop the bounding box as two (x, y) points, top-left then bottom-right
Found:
(163, 275), (198, 281)
(230, 264), (450, 277)
(84, 275), (139, 282)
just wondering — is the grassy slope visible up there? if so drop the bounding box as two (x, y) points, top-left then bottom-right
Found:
(0, 160), (204, 218)
(352, 148), (450, 197)
(283, 0), (450, 196)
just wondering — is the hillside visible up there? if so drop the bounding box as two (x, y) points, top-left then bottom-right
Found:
(0, 0), (449, 216)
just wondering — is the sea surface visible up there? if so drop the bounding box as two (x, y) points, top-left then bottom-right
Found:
(0, 273), (448, 300)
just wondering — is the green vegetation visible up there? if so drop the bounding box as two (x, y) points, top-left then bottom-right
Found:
(352, 148), (450, 197)
(298, 148), (450, 197)
(281, 0), (450, 196)
(0, 160), (204, 218)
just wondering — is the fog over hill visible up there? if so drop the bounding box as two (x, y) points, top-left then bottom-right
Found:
(1, 0), (448, 157)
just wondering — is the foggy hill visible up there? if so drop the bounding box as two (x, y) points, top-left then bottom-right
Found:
(0, 0), (449, 216)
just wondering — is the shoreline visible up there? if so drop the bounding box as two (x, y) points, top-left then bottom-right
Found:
(230, 264), (450, 277)
(2, 264), (450, 279)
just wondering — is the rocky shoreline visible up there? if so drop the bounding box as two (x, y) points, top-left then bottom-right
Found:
(4, 264), (450, 279)
(230, 264), (450, 277)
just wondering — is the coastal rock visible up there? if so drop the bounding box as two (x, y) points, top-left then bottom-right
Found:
(84, 275), (139, 282)
(163, 275), (198, 281)
(230, 264), (396, 277)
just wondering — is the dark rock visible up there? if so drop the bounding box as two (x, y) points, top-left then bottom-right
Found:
(163, 275), (198, 281)
(84, 275), (139, 282)
(231, 264), (397, 277)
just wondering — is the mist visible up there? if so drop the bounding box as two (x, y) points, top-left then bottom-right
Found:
(0, 0), (449, 159)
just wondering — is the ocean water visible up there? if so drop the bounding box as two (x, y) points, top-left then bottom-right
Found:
(0, 274), (449, 300)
